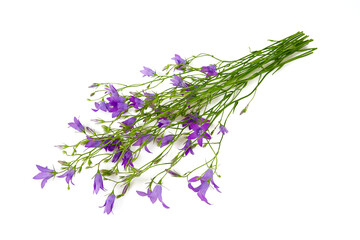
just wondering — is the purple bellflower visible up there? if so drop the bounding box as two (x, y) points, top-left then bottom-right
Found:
(137, 185), (169, 209)
(218, 125), (229, 135)
(188, 169), (220, 205)
(140, 66), (155, 77)
(180, 139), (194, 156)
(58, 169), (75, 185)
(100, 194), (116, 214)
(188, 122), (211, 147)
(133, 134), (153, 153)
(158, 135), (174, 148)
(171, 75), (189, 88)
(201, 64), (218, 77)
(107, 96), (128, 118)
(129, 96), (144, 109)
(92, 101), (109, 112)
(172, 54), (186, 65)
(33, 165), (55, 188)
(158, 117), (171, 128)
(68, 117), (85, 132)
(93, 173), (105, 194)
(105, 84), (119, 97)
(112, 150), (134, 169)
(121, 117), (136, 132)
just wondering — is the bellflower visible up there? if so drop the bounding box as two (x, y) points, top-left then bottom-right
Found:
(93, 173), (105, 194)
(68, 117), (84, 132)
(171, 75), (189, 88)
(105, 84), (119, 97)
(121, 117), (136, 132)
(129, 96), (144, 109)
(137, 185), (169, 209)
(188, 169), (220, 205)
(201, 64), (218, 77)
(58, 168), (75, 185)
(218, 125), (229, 135)
(172, 54), (186, 65)
(107, 96), (128, 118)
(121, 151), (134, 168)
(92, 101), (109, 112)
(140, 66), (155, 77)
(133, 134), (153, 153)
(158, 117), (171, 128)
(188, 122), (211, 147)
(158, 135), (174, 148)
(180, 139), (194, 156)
(33, 165), (55, 188)
(100, 194), (116, 214)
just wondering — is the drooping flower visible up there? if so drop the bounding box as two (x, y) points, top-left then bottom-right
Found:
(140, 66), (155, 77)
(188, 122), (211, 147)
(93, 173), (105, 194)
(33, 165), (55, 188)
(136, 185), (169, 209)
(218, 125), (229, 135)
(180, 139), (194, 156)
(170, 75), (189, 88)
(58, 168), (75, 185)
(201, 64), (218, 77)
(68, 117), (85, 132)
(121, 117), (136, 132)
(158, 135), (174, 148)
(158, 117), (171, 128)
(107, 96), (128, 118)
(129, 96), (144, 109)
(181, 114), (209, 129)
(100, 194), (116, 214)
(133, 134), (153, 153)
(188, 169), (220, 205)
(171, 54), (186, 65)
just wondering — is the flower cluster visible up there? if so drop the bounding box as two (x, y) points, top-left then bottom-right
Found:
(34, 32), (316, 214)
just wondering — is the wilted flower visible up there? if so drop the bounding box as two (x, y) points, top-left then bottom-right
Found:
(137, 185), (169, 209)
(33, 165), (55, 188)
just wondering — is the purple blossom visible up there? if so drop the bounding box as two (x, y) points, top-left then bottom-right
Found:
(180, 139), (194, 156)
(201, 64), (218, 77)
(105, 84), (119, 97)
(140, 66), (155, 77)
(188, 169), (220, 205)
(93, 173), (105, 194)
(143, 91), (156, 103)
(121, 117), (136, 132)
(100, 194), (116, 214)
(58, 169), (75, 185)
(129, 96), (144, 109)
(171, 54), (186, 65)
(218, 125), (229, 135)
(107, 96), (128, 118)
(158, 118), (171, 128)
(158, 135), (174, 148)
(33, 165), (54, 188)
(188, 122), (211, 147)
(92, 101), (109, 112)
(133, 134), (153, 153)
(171, 75), (189, 88)
(112, 151), (134, 169)
(137, 185), (169, 209)
(85, 137), (103, 149)
(181, 114), (209, 129)
(68, 117), (85, 132)
(102, 138), (121, 152)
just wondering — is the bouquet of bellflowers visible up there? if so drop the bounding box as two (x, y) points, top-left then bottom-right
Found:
(34, 31), (316, 214)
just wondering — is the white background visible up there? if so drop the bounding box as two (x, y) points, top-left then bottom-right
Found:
(1, 0), (360, 239)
